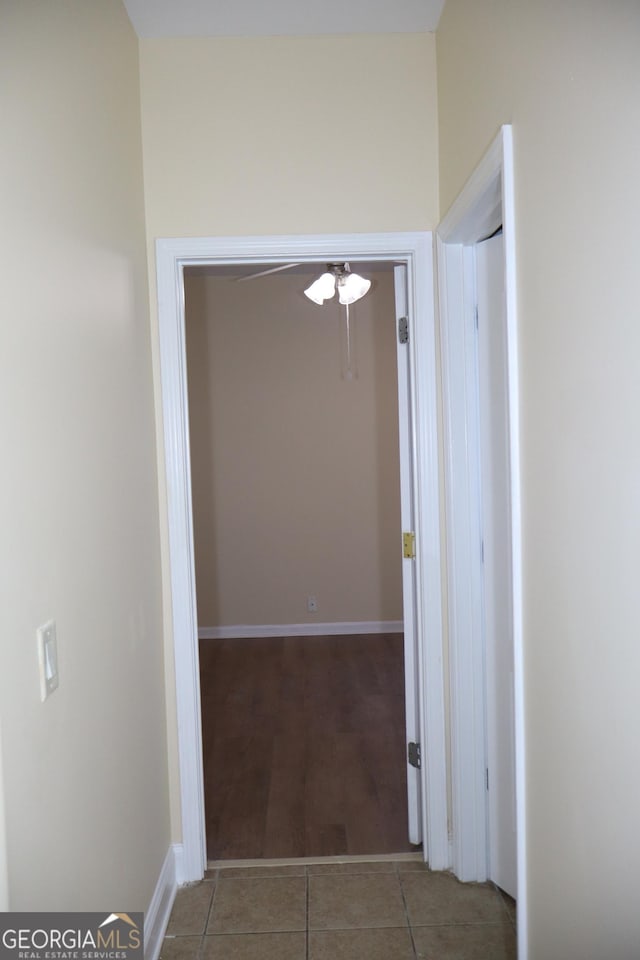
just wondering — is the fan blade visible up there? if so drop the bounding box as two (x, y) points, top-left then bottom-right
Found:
(235, 262), (302, 282)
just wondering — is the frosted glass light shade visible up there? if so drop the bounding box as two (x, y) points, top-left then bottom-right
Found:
(337, 272), (371, 305)
(304, 272), (336, 304)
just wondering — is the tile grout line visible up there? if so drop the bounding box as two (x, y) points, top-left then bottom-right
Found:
(200, 868), (219, 947)
(407, 920), (515, 928)
(298, 923), (431, 932)
(397, 866), (419, 960)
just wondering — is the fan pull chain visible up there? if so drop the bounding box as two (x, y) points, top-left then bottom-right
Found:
(344, 303), (354, 380)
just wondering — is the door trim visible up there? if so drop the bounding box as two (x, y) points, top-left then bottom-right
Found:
(437, 127), (526, 955)
(394, 262), (421, 845)
(155, 231), (448, 882)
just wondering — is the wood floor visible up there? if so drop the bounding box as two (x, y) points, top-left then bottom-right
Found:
(199, 633), (416, 861)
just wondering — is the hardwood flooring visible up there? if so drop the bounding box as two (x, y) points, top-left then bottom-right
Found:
(199, 633), (415, 861)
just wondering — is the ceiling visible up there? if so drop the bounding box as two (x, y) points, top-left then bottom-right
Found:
(122, 0), (445, 39)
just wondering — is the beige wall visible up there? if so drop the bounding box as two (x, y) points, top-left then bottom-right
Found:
(0, 1), (169, 909)
(185, 270), (402, 627)
(437, 1), (640, 957)
(139, 32), (439, 838)
(139, 34), (439, 239)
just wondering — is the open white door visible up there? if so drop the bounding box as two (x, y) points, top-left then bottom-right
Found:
(394, 264), (422, 846)
(476, 232), (517, 898)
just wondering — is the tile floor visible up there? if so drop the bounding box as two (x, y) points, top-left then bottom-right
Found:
(160, 859), (516, 959)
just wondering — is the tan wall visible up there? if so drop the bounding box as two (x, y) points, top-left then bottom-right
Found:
(139, 32), (439, 838)
(437, 1), (640, 956)
(185, 270), (402, 627)
(0, 1), (169, 909)
(139, 34), (439, 239)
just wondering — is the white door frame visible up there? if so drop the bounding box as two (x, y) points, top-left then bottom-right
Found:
(155, 231), (448, 883)
(394, 263), (422, 846)
(437, 127), (527, 955)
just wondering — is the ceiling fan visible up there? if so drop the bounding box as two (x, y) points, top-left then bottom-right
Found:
(235, 262), (304, 281)
(235, 261), (371, 304)
(235, 261), (371, 381)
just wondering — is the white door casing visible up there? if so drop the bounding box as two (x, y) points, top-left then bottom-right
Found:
(155, 232), (448, 881)
(394, 263), (421, 846)
(476, 232), (517, 898)
(437, 127), (527, 955)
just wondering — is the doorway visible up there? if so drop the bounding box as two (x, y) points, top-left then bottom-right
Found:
(182, 262), (410, 860)
(155, 231), (447, 883)
(476, 230), (517, 900)
(437, 126), (526, 954)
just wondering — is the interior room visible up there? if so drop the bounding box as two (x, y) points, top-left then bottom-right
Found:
(183, 263), (413, 861)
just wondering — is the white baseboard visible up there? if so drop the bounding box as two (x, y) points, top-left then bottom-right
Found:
(173, 842), (186, 885)
(198, 621), (403, 640)
(145, 844), (179, 960)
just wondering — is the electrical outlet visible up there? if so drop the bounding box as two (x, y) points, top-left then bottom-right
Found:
(307, 595), (317, 613)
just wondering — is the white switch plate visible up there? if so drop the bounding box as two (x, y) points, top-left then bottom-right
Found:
(37, 620), (59, 702)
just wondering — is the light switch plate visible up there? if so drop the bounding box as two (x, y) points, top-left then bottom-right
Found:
(37, 620), (59, 702)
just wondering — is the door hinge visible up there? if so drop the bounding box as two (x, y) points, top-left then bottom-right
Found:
(486, 768), (489, 791)
(398, 316), (409, 344)
(402, 531), (415, 559)
(475, 305), (479, 329)
(481, 538), (485, 563)
(408, 742), (421, 769)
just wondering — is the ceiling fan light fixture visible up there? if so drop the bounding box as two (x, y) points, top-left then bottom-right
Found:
(305, 263), (371, 306)
(337, 272), (371, 305)
(304, 272), (336, 304)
